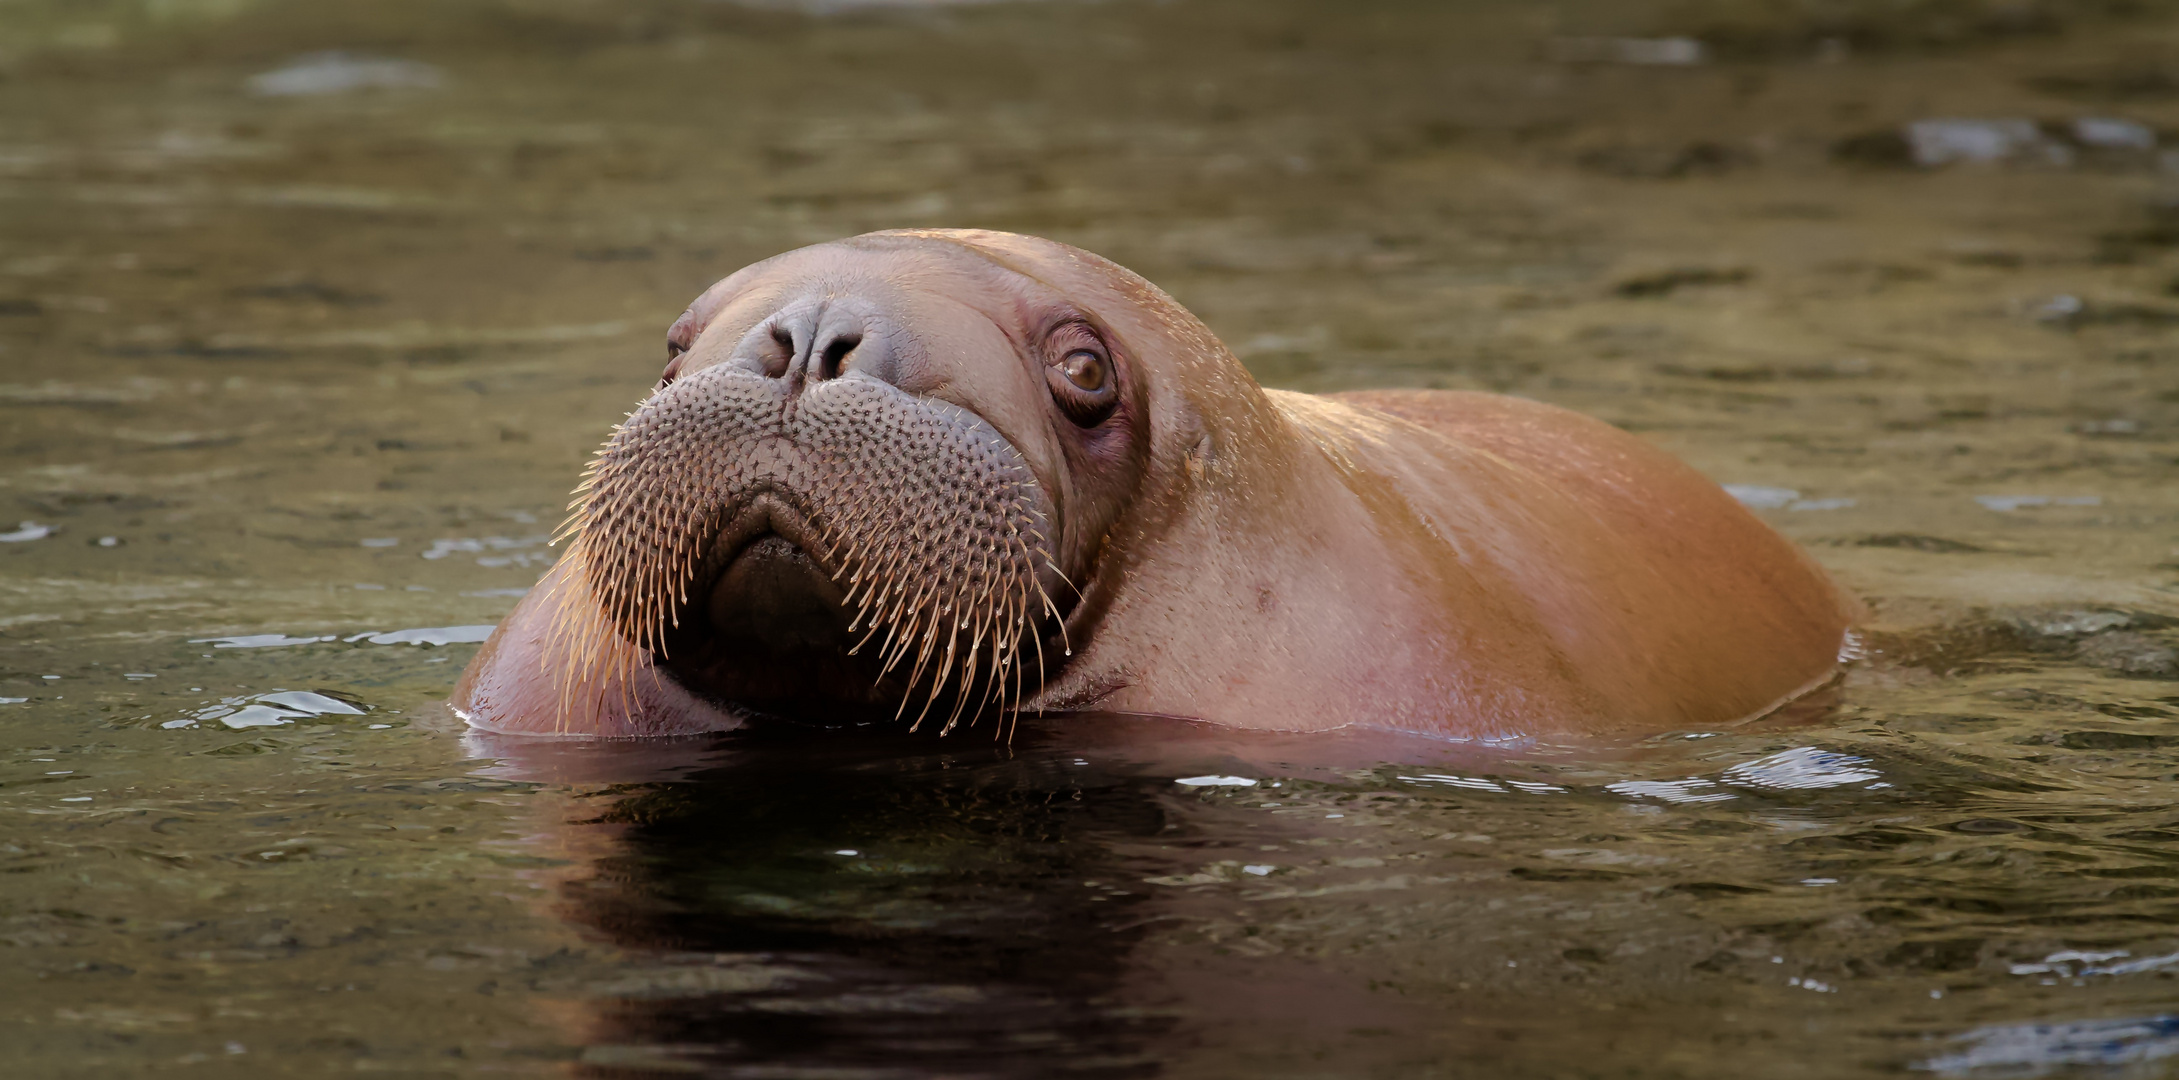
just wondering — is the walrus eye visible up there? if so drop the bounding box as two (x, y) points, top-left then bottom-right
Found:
(1047, 348), (1117, 427)
(1061, 351), (1106, 392)
(658, 347), (687, 390)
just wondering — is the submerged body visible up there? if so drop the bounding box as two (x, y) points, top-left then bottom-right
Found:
(455, 230), (1852, 740)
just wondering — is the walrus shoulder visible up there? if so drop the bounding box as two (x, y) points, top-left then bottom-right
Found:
(1264, 387), (1857, 733)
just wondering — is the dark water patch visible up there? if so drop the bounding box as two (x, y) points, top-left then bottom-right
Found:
(572, 246), (657, 263)
(2080, 634), (2179, 679)
(1855, 533), (1988, 554)
(1859, 610), (2179, 683)
(1576, 140), (1751, 180)
(537, 725), (1176, 1078)
(230, 279), (386, 306)
(1613, 266), (1753, 298)
(2029, 63), (2179, 101)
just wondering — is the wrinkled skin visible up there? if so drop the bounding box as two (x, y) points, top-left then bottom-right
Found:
(454, 229), (1855, 740)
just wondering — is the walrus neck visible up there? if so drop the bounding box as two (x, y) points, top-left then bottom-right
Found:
(1026, 383), (1393, 723)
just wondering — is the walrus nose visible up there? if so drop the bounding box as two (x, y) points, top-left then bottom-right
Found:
(725, 299), (896, 391)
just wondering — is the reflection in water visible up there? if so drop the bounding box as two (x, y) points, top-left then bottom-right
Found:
(483, 724), (1176, 1077)
(189, 625), (496, 648)
(169, 687), (368, 729)
(247, 53), (445, 98)
(1923, 1014), (2179, 1077)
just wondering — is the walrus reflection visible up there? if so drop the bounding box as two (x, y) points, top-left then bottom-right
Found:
(480, 722), (1174, 1077)
(455, 228), (1857, 739)
(469, 717), (1565, 1075)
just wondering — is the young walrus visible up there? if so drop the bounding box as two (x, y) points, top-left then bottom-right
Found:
(453, 229), (1855, 740)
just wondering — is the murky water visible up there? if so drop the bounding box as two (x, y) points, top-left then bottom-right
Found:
(4, 0), (2179, 1075)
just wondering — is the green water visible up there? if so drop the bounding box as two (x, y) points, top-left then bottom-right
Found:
(4, 0), (2179, 1075)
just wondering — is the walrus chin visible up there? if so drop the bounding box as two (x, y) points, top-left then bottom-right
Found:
(548, 363), (1067, 734)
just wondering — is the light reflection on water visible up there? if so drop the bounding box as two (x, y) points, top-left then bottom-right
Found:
(4, 0), (2179, 1074)
(1923, 1015), (2179, 1077)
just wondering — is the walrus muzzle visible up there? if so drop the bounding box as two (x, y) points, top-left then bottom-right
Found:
(555, 363), (1062, 730)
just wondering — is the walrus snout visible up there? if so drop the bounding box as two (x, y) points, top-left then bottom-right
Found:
(560, 360), (1063, 727)
(714, 296), (901, 393)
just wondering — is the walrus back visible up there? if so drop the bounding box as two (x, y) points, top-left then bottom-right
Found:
(1288, 388), (1855, 734)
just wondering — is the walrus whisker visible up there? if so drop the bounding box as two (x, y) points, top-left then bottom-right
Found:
(543, 365), (1061, 738)
(901, 604), (948, 696)
(927, 625), (971, 735)
(902, 629), (951, 730)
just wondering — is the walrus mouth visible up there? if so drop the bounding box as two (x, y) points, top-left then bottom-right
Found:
(552, 364), (1063, 733)
(689, 494), (851, 655)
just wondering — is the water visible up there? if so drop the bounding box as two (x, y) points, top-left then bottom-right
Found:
(3, 0), (2178, 1074)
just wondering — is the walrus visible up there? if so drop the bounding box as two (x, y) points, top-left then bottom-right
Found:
(453, 229), (1855, 741)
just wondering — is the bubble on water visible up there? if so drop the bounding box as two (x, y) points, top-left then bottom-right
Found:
(0, 521), (52, 543)
(1723, 485), (1798, 509)
(1174, 775), (1257, 788)
(2076, 117), (2157, 151)
(248, 53), (443, 97)
(1976, 494), (2101, 512)
(1905, 118), (2061, 167)
(1242, 865), (1274, 876)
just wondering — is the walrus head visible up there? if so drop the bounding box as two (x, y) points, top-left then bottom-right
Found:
(551, 230), (1182, 732)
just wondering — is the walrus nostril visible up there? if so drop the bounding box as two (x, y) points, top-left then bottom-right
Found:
(760, 324), (794, 379)
(815, 332), (860, 382)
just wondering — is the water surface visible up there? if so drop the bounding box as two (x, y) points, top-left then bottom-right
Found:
(3, 0), (2178, 1075)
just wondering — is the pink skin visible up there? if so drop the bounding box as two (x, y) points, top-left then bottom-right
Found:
(455, 229), (1856, 741)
